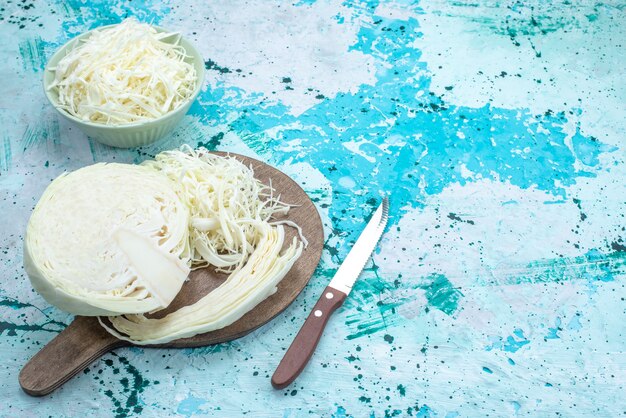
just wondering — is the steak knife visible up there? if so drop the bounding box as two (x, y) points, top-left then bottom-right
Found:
(271, 197), (389, 389)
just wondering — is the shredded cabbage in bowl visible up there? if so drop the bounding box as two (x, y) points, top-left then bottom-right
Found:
(48, 18), (197, 125)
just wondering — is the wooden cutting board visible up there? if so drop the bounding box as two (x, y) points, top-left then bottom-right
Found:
(19, 152), (324, 396)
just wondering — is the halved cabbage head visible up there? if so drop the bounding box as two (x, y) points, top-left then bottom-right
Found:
(24, 163), (191, 316)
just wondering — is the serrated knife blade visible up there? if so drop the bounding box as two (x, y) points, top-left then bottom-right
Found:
(328, 197), (389, 295)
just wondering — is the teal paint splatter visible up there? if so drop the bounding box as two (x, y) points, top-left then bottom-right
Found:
(0, 297), (66, 335)
(20, 119), (60, 151)
(0, 321), (63, 336)
(345, 261), (404, 340)
(18, 36), (47, 72)
(611, 238), (626, 252)
(544, 317), (562, 340)
(100, 352), (153, 417)
(571, 133), (615, 166)
(0, 298), (32, 310)
(197, 132), (224, 150)
(345, 301), (403, 340)
(485, 328), (530, 353)
(332, 406), (352, 418)
(439, 1), (604, 42)
(482, 366), (493, 374)
(567, 313), (583, 331)
(0, 135), (10, 172)
(508, 329), (530, 351)
(294, 0), (318, 6)
(20, 125), (39, 151)
(194, 11), (612, 264)
(484, 249), (626, 286)
(415, 405), (434, 417)
(59, 0), (169, 38)
(417, 274), (463, 315)
(177, 393), (209, 417)
(205, 59), (233, 74)
(181, 341), (236, 356)
(447, 212), (475, 225)
(346, 246), (622, 341)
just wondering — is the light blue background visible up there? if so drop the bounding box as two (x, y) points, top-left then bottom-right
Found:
(1, 0), (625, 416)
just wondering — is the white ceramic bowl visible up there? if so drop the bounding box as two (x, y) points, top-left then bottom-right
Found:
(43, 24), (205, 148)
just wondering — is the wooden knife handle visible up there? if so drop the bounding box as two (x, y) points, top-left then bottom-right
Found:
(271, 286), (347, 389)
(19, 316), (126, 396)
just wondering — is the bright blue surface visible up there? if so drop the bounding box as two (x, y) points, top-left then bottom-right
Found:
(1, 0), (625, 416)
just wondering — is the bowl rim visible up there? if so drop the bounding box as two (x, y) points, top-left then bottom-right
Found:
(42, 22), (206, 130)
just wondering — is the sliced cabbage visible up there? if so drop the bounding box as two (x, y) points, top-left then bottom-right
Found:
(24, 163), (191, 316)
(98, 147), (305, 344)
(142, 146), (295, 272)
(48, 18), (197, 125)
(100, 224), (303, 344)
